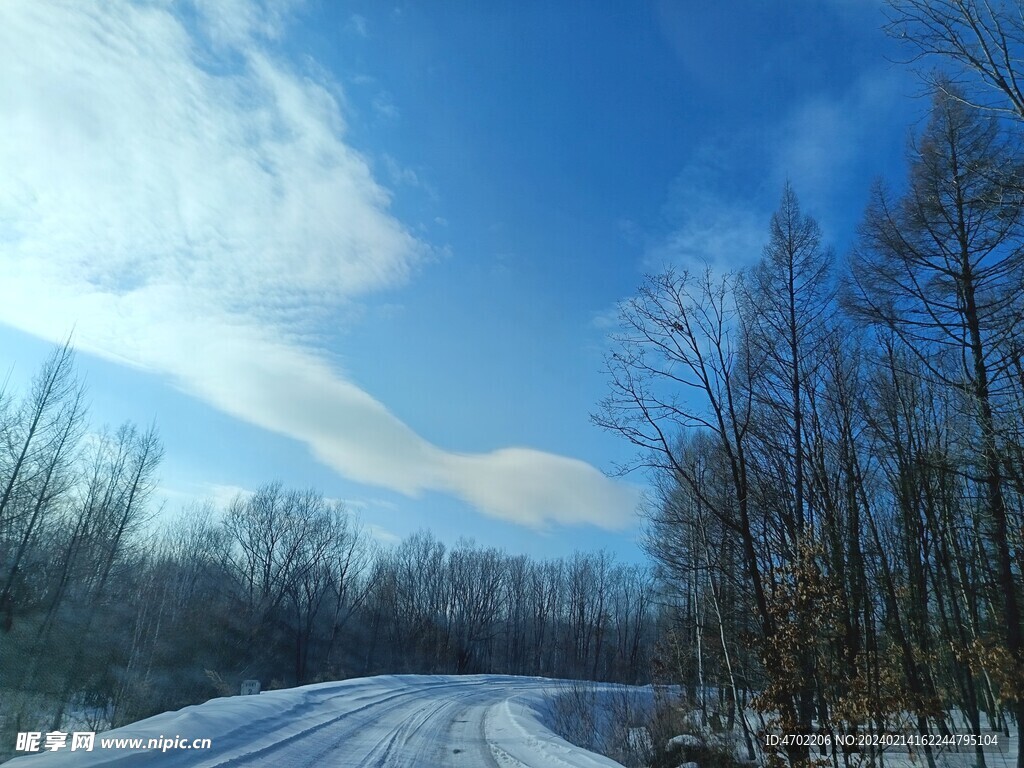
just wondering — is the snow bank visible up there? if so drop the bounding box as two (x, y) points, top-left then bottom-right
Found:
(7, 675), (640, 767)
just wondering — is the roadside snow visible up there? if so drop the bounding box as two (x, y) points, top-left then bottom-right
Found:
(7, 675), (629, 767)
(666, 734), (701, 749)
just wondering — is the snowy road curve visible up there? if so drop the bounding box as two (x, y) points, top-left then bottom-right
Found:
(9, 675), (624, 767)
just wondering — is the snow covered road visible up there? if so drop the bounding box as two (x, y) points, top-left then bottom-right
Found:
(8, 675), (625, 767)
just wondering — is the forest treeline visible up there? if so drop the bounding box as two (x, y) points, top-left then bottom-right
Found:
(0, 350), (657, 748)
(594, 5), (1024, 764)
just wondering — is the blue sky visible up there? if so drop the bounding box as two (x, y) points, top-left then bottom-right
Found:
(0, 0), (924, 560)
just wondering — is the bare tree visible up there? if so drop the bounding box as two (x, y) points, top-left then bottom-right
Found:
(592, 265), (822, 760)
(738, 184), (835, 548)
(849, 86), (1024, 765)
(0, 341), (86, 631)
(323, 504), (375, 677)
(886, 0), (1024, 120)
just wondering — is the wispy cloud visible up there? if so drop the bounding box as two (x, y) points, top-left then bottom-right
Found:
(0, 0), (637, 531)
(381, 153), (438, 200)
(184, 483), (402, 544)
(347, 13), (369, 38)
(647, 149), (767, 274)
(372, 91), (400, 120)
(198, 0), (303, 43)
(365, 523), (401, 545)
(769, 68), (907, 231)
(204, 483), (257, 509)
(648, 69), (908, 273)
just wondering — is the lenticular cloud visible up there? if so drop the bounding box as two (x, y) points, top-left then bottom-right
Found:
(0, 0), (638, 530)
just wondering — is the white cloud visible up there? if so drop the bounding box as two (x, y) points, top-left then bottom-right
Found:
(0, 0), (637, 531)
(191, 0), (301, 46)
(336, 496), (399, 513)
(155, 482), (252, 512)
(590, 305), (622, 331)
(648, 151), (767, 274)
(770, 69), (905, 224)
(347, 13), (369, 38)
(648, 69), (907, 273)
(383, 154), (420, 187)
(204, 483), (256, 509)
(365, 523), (401, 545)
(204, 485), (403, 543)
(372, 91), (400, 120)
(650, 199), (765, 273)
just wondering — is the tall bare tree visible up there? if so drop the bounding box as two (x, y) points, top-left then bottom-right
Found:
(849, 86), (1024, 763)
(887, 0), (1024, 120)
